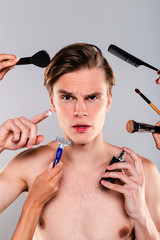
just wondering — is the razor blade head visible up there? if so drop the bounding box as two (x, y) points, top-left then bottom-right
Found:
(56, 137), (71, 146)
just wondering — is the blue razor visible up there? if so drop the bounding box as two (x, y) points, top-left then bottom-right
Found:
(53, 137), (71, 168)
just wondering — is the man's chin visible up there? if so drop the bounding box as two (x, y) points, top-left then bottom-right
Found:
(70, 137), (92, 146)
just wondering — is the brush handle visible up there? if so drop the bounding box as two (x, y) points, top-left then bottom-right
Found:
(16, 57), (31, 65)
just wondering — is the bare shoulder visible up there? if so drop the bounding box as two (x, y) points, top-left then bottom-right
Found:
(104, 142), (123, 158)
(140, 155), (160, 231)
(140, 155), (160, 194)
(1, 141), (58, 182)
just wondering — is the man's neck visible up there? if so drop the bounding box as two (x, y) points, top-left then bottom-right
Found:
(62, 133), (108, 171)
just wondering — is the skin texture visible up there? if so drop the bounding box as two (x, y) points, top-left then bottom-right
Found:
(0, 68), (160, 240)
(0, 110), (52, 153)
(0, 54), (19, 80)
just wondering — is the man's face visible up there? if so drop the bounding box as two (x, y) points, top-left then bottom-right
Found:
(50, 68), (112, 144)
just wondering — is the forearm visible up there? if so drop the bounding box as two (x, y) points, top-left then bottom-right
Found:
(134, 207), (160, 240)
(12, 199), (43, 240)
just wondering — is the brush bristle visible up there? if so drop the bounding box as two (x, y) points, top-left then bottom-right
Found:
(126, 120), (139, 133)
(126, 120), (134, 133)
(31, 50), (50, 68)
(135, 88), (140, 94)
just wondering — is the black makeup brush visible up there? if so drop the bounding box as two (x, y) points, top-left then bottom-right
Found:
(108, 44), (158, 71)
(126, 120), (160, 133)
(16, 50), (50, 68)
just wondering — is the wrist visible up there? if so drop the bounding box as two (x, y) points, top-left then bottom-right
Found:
(132, 205), (149, 225)
(23, 197), (43, 217)
(132, 207), (160, 240)
(12, 196), (43, 240)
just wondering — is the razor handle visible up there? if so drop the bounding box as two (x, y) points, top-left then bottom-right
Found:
(53, 147), (63, 168)
(99, 156), (125, 184)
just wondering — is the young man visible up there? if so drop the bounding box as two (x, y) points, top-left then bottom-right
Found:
(0, 43), (160, 240)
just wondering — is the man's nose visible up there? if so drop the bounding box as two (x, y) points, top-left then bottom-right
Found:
(73, 100), (88, 117)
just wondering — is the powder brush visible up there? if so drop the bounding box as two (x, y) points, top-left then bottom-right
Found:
(16, 50), (50, 68)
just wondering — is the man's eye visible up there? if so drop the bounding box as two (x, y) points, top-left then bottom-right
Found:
(62, 95), (72, 100)
(88, 96), (97, 100)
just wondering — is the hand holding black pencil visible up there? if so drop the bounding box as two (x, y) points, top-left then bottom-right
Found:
(135, 89), (160, 115)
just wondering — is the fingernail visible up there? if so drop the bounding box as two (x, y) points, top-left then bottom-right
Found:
(155, 78), (160, 84)
(48, 162), (53, 170)
(14, 57), (20, 62)
(27, 145), (33, 148)
(46, 110), (52, 117)
(101, 180), (105, 185)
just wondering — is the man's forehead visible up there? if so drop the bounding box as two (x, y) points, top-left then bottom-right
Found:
(52, 68), (109, 94)
(56, 89), (105, 96)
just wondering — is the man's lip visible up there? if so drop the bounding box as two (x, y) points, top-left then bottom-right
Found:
(72, 124), (91, 127)
(72, 125), (91, 132)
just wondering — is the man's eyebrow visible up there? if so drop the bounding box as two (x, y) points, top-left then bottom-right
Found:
(85, 92), (103, 97)
(57, 89), (103, 97)
(58, 90), (74, 95)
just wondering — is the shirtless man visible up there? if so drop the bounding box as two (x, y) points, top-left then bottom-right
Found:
(0, 43), (160, 240)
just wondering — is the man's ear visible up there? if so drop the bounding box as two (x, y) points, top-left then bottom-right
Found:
(106, 92), (112, 112)
(49, 94), (56, 112)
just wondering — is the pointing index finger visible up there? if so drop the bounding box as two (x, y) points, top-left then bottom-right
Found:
(30, 109), (52, 124)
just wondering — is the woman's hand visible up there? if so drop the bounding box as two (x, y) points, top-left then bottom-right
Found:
(26, 161), (63, 210)
(100, 147), (146, 220)
(152, 121), (160, 150)
(0, 53), (19, 81)
(0, 109), (51, 153)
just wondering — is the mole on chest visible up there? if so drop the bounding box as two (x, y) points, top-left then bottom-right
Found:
(38, 217), (45, 229)
(119, 227), (130, 238)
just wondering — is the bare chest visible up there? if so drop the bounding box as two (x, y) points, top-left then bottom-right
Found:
(33, 172), (134, 240)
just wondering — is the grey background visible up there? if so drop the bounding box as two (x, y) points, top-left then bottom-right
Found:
(0, 0), (159, 239)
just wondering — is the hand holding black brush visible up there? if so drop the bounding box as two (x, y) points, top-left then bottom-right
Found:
(16, 50), (50, 68)
(0, 50), (50, 80)
(126, 120), (160, 134)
